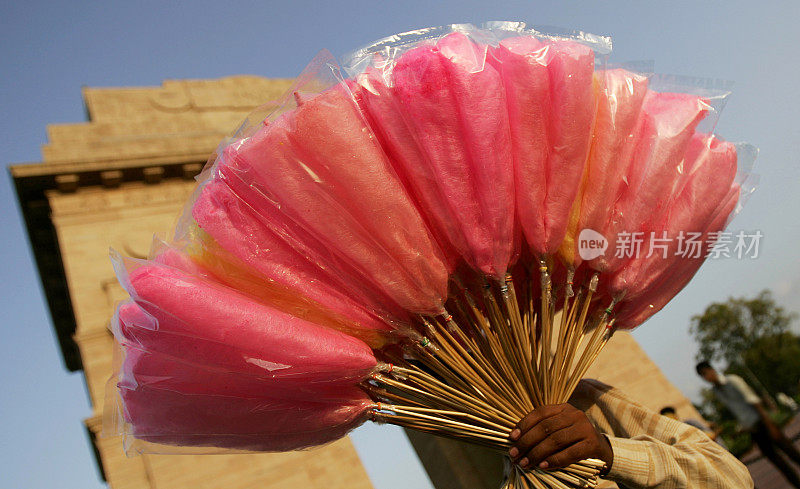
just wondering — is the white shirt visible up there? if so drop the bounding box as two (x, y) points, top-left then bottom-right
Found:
(712, 374), (761, 430)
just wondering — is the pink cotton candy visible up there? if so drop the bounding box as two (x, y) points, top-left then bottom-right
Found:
(353, 69), (461, 271)
(118, 264), (378, 383)
(219, 83), (448, 314)
(118, 340), (364, 404)
(389, 32), (515, 279)
(594, 90), (710, 275)
(149, 232), (396, 347)
(113, 283), (376, 452)
(120, 384), (371, 451)
(615, 183), (740, 329)
(611, 134), (738, 298)
(192, 180), (395, 336)
(564, 69), (648, 266)
(490, 36), (551, 258)
(496, 38), (596, 256)
(114, 301), (366, 392)
(115, 302), (370, 403)
(541, 41), (597, 253)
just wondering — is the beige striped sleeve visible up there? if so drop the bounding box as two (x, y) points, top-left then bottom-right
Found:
(569, 379), (753, 489)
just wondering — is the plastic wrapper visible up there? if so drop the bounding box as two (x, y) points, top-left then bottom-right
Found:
(104, 22), (756, 481)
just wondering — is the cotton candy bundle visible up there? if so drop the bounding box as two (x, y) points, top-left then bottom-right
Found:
(107, 22), (755, 489)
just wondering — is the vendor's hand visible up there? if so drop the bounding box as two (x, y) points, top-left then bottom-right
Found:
(508, 404), (613, 473)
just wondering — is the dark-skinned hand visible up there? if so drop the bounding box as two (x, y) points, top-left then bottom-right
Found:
(508, 403), (613, 473)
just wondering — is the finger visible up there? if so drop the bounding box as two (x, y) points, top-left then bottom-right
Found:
(511, 404), (568, 440)
(511, 415), (575, 459)
(519, 427), (583, 469)
(538, 440), (592, 470)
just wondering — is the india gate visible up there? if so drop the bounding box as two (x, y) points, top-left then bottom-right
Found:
(10, 75), (702, 489)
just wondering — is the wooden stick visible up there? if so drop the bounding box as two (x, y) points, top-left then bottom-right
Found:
(538, 260), (551, 404)
(502, 276), (543, 407)
(391, 365), (518, 423)
(385, 405), (510, 437)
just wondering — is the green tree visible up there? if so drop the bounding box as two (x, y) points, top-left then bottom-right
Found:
(691, 290), (800, 398)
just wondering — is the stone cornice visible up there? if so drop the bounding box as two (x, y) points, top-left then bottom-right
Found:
(10, 75), (292, 373)
(9, 153), (208, 179)
(10, 157), (206, 372)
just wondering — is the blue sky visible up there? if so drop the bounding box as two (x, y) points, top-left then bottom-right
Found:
(2, 1), (799, 488)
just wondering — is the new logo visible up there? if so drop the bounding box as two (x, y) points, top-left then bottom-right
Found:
(578, 229), (608, 261)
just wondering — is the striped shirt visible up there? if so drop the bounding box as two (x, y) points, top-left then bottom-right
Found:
(570, 379), (753, 489)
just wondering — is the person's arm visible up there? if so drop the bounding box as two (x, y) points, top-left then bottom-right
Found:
(510, 379), (753, 489)
(752, 402), (784, 439)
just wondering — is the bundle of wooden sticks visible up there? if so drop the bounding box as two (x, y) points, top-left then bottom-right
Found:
(367, 263), (616, 488)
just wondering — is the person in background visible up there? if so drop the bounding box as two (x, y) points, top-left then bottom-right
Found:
(696, 361), (800, 488)
(659, 406), (728, 449)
